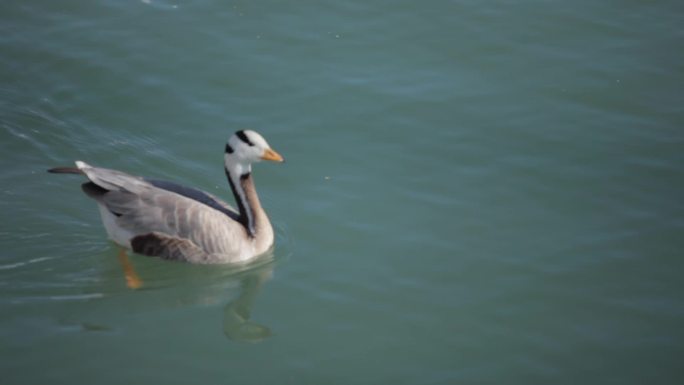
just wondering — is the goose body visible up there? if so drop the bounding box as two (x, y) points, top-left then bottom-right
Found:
(49, 130), (284, 264)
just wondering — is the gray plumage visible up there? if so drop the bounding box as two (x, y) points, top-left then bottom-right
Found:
(49, 130), (284, 264)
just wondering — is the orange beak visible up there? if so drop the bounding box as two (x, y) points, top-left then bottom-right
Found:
(261, 148), (285, 163)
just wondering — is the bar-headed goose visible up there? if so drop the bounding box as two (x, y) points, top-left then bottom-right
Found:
(49, 130), (284, 264)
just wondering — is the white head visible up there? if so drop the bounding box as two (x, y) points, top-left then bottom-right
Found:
(224, 130), (284, 177)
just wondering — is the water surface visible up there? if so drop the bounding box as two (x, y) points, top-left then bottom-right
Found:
(1, 1), (683, 384)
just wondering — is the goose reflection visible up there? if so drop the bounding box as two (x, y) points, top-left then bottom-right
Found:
(110, 251), (278, 343)
(222, 262), (274, 342)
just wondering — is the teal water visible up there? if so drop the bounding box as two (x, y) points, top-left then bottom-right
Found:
(2, 1), (684, 384)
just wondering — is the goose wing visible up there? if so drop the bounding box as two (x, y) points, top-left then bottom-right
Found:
(76, 161), (249, 262)
(130, 232), (220, 263)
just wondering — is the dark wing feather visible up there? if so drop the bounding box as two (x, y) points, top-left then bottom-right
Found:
(131, 232), (222, 263)
(145, 179), (239, 221)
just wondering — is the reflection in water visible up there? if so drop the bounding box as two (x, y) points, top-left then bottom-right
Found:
(106, 246), (279, 343)
(222, 263), (274, 343)
(52, 257), (278, 343)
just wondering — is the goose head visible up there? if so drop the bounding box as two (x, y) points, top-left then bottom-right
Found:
(224, 130), (284, 176)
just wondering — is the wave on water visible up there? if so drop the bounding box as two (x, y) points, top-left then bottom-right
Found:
(0, 256), (54, 271)
(140, 0), (179, 11)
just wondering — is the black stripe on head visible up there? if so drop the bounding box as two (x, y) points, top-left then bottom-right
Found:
(225, 143), (234, 154)
(236, 130), (254, 146)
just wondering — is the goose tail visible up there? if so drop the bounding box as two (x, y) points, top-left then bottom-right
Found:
(48, 160), (90, 175)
